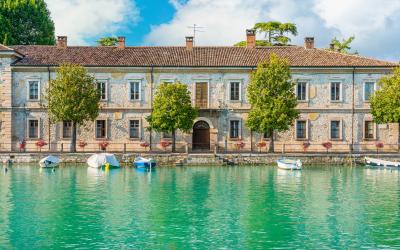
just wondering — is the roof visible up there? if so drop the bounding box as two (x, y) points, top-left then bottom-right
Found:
(0, 44), (14, 51)
(8, 45), (398, 68)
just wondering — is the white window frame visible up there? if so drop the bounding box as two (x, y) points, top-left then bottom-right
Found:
(229, 119), (241, 139)
(129, 119), (141, 139)
(330, 80), (343, 102)
(27, 79), (41, 101)
(95, 119), (108, 139)
(228, 80), (242, 102)
(62, 121), (73, 139)
(363, 81), (376, 102)
(128, 80), (142, 101)
(27, 118), (40, 139)
(96, 79), (108, 101)
(363, 120), (376, 140)
(329, 119), (343, 140)
(295, 80), (309, 102)
(160, 79), (175, 84)
(295, 119), (309, 140)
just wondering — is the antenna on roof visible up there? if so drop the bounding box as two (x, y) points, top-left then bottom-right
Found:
(187, 24), (205, 45)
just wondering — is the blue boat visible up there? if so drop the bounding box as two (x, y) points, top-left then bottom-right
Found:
(134, 156), (157, 169)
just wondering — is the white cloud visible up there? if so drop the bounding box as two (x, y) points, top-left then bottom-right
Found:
(46, 0), (139, 45)
(144, 0), (400, 61)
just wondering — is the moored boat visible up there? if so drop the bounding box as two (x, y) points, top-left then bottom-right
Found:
(277, 158), (302, 170)
(365, 157), (400, 168)
(39, 155), (60, 168)
(87, 153), (120, 169)
(134, 156), (156, 169)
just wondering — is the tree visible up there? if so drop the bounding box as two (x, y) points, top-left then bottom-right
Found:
(146, 82), (198, 152)
(45, 64), (100, 152)
(254, 21), (297, 45)
(0, 0), (55, 45)
(370, 67), (400, 143)
(246, 54), (299, 153)
(327, 36), (358, 54)
(234, 40), (272, 47)
(97, 37), (119, 46)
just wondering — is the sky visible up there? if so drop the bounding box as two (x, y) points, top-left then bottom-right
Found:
(45, 0), (400, 62)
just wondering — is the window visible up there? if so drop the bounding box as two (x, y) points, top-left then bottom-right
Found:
(28, 81), (39, 100)
(130, 81), (141, 100)
(296, 120), (307, 139)
(330, 120), (341, 140)
(97, 81), (107, 101)
(364, 121), (375, 139)
(330, 82), (341, 101)
(162, 132), (172, 139)
(296, 81), (307, 101)
(263, 130), (271, 139)
(129, 120), (140, 139)
(28, 119), (39, 138)
(230, 81), (240, 101)
(63, 121), (72, 139)
(96, 120), (107, 139)
(364, 82), (375, 101)
(195, 82), (208, 108)
(230, 120), (240, 139)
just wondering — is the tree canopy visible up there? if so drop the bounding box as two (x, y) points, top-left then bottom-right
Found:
(0, 0), (55, 45)
(370, 67), (400, 125)
(45, 64), (100, 152)
(97, 37), (119, 46)
(146, 82), (198, 152)
(327, 36), (358, 54)
(246, 54), (299, 152)
(234, 40), (272, 47)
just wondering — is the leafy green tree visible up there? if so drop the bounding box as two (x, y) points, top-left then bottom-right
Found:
(370, 67), (400, 143)
(146, 82), (198, 152)
(0, 0), (55, 45)
(45, 64), (100, 152)
(254, 21), (297, 45)
(97, 37), (119, 46)
(234, 40), (272, 47)
(328, 36), (358, 54)
(246, 54), (299, 152)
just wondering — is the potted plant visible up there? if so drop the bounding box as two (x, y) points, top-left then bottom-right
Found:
(160, 140), (171, 151)
(302, 142), (311, 152)
(140, 141), (150, 151)
(19, 139), (26, 152)
(235, 141), (245, 151)
(99, 141), (109, 151)
(375, 142), (384, 154)
(78, 140), (87, 151)
(36, 139), (47, 152)
(256, 141), (267, 153)
(322, 142), (332, 153)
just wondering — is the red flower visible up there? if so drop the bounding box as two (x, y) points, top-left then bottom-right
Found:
(302, 142), (311, 151)
(78, 140), (87, 148)
(160, 140), (171, 149)
(256, 141), (267, 148)
(140, 142), (150, 148)
(322, 142), (332, 151)
(99, 141), (109, 150)
(235, 141), (245, 150)
(376, 142), (384, 149)
(36, 139), (47, 148)
(19, 139), (26, 149)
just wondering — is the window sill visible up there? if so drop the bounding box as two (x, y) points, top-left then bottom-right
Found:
(128, 138), (141, 141)
(297, 100), (309, 103)
(94, 138), (109, 141)
(229, 138), (241, 141)
(27, 99), (40, 102)
(262, 138), (271, 141)
(295, 138), (308, 141)
(330, 100), (343, 103)
(330, 138), (342, 141)
(27, 138), (40, 141)
(363, 138), (377, 141)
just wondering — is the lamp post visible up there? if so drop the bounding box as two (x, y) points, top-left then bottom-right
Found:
(218, 99), (233, 154)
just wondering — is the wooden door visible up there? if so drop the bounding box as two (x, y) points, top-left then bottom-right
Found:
(195, 82), (208, 108)
(192, 121), (210, 150)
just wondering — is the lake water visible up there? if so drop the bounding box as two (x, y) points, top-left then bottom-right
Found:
(0, 165), (399, 249)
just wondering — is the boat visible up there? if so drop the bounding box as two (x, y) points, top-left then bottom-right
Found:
(134, 156), (156, 169)
(276, 158), (302, 170)
(365, 157), (400, 168)
(87, 153), (120, 169)
(39, 155), (60, 168)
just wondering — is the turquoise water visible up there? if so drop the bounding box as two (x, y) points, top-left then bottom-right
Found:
(0, 165), (400, 249)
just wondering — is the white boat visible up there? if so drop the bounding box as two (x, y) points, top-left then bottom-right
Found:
(365, 157), (400, 168)
(134, 156), (156, 168)
(39, 155), (60, 168)
(277, 158), (302, 170)
(87, 153), (120, 169)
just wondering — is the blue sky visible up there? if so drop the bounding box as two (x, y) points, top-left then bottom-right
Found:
(45, 0), (400, 61)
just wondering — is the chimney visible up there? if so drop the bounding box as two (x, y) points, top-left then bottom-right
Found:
(57, 36), (67, 49)
(118, 36), (125, 49)
(304, 37), (314, 49)
(246, 29), (256, 49)
(186, 36), (193, 50)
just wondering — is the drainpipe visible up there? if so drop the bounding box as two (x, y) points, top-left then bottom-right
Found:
(149, 66), (154, 151)
(351, 67), (355, 153)
(47, 66), (51, 151)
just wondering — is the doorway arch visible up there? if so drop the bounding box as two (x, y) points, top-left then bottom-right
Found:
(192, 120), (210, 150)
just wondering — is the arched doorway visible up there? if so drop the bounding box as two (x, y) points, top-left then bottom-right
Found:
(192, 121), (210, 150)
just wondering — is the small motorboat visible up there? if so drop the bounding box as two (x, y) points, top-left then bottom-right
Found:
(277, 158), (302, 170)
(365, 157), (400, 168)
(87, 153), (120, 169)
(39, 155), (60, 168)
(134, 156), (156, 169)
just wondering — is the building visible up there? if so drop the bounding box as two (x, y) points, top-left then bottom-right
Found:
(0, 31), (398, 153)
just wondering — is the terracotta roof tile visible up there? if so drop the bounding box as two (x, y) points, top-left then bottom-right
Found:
(9, 45), (397, 67)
